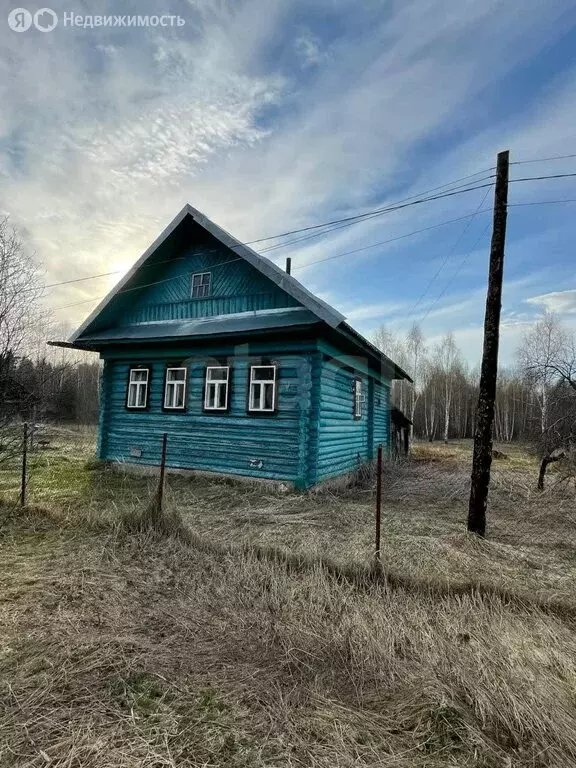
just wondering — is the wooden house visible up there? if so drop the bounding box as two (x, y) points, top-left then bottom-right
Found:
(54, 205), (410, 489)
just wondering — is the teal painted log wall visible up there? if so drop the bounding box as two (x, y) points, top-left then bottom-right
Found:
(98, 342), (391, 488)
(310, 357), (391, 484)
(372, 381), (391, 454)
(314, 358), (369, 482)
(98, 349), (312, 487)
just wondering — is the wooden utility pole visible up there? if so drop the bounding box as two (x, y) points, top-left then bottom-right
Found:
(468, 150), (509, 536)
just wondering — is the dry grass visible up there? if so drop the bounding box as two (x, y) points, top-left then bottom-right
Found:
(3, 434), (576, 609)
(2, 433), (576, 764)
(1, 500), (576, 767)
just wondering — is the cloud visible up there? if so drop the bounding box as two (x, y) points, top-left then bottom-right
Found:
(0, 0), (575, 367)
(344, 301), (408, 322)
(526, 289), (576, 314)
(294, 29), (328, 68)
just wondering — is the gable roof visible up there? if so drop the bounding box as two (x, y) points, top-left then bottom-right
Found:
(70, 204), (345, 343)
(65, 204), (411, 382)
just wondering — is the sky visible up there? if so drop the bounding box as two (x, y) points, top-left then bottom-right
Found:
(1, 0), (576, 366)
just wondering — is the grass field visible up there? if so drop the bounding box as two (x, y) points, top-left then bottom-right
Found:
(2, 429), (574, 607)
(1, 432), (576, 765)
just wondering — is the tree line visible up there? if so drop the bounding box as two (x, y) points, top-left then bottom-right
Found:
(0, 216), (100, 431)
(1, 214), (574, 451)
(373, 314), (576, 453)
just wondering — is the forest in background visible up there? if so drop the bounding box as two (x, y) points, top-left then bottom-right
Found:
(374, 314), (576, 451)
(1, 216), (575, 451)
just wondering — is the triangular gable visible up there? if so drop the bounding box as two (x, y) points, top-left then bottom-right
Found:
(71, 204), (345, 343)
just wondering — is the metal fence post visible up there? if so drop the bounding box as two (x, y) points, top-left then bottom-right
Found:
(157, 432), (168, 515)
(375, 443), (382, 561)
(20, 422), (28, 507)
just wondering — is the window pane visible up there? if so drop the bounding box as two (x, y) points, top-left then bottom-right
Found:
(136, 384), (146, 407)
(167, 368), (186, 382)
(131, 369), (147, 382)
(264, 382), (273, 410)
(217, 384), (227, 409)
(206, 383), (216, 409)
(175, 385), (184, 408)
(249, 383), (258, 410)
(128, 385), (137, 407)
(208, 367), (227, 381)
(252, 366), (275, 381)
(192, 273), (211, 298)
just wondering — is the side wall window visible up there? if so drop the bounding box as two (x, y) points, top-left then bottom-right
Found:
(249, 365), (276, 413)
(353, 377), (363, 420)
(204, 366), (230, 411)
(164, 367), (187, 410)
(126, 367), (150, 409)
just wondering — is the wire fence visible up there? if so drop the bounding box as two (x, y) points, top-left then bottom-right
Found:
(2, 420), (576, 599)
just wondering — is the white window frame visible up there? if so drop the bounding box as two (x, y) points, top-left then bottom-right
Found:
(191, 271), (212, 299)
(127, 367), (149, 410)
(248, 365), (276, 413)
(164, 367), (187, 410)
(204, 366), (230, 411)
(353, 377), (363, 420)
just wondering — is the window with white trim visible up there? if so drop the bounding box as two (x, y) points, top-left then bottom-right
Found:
(191, 272), (211, 298)
(249, 366), (276, 413)
(127, 368), (149, 409)
(353, 378), (363, 419)
(204, 366), (229, 411)
(164, 367), (187, 410)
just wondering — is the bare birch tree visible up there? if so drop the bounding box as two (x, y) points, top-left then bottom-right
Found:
(517, 313), (566, 434)
(406, 323), (425, 436)
(436, 332), (459, 443)
(0, 217), (43, 376)
(0, 218), (43, 459)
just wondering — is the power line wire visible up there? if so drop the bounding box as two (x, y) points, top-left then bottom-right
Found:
(53, 208), (492, 311)
(244, 168), (494, 244)
(293, 209), (493, 269)
(419, 222), (492, 324)
(49, 169), (576, 311)
(407, 186), (492, 319)
(255, 179), (495, 255)
(507, 198), (576, 206)
(31, 168), (576, 294)
(511, 153), (576, 165)
(510, 172), (576, 182)
(50, 181), (495, 307)
(52, 255), (248, 310)
(43, 253), (193, 290)
(41, 173), (495, 293)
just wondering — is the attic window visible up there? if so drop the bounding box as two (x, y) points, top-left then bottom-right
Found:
(191, 272), (211, 298)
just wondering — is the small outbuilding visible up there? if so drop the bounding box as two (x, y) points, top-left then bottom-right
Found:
(52, 204), (411, 488)
(390, 408), (412, 457)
